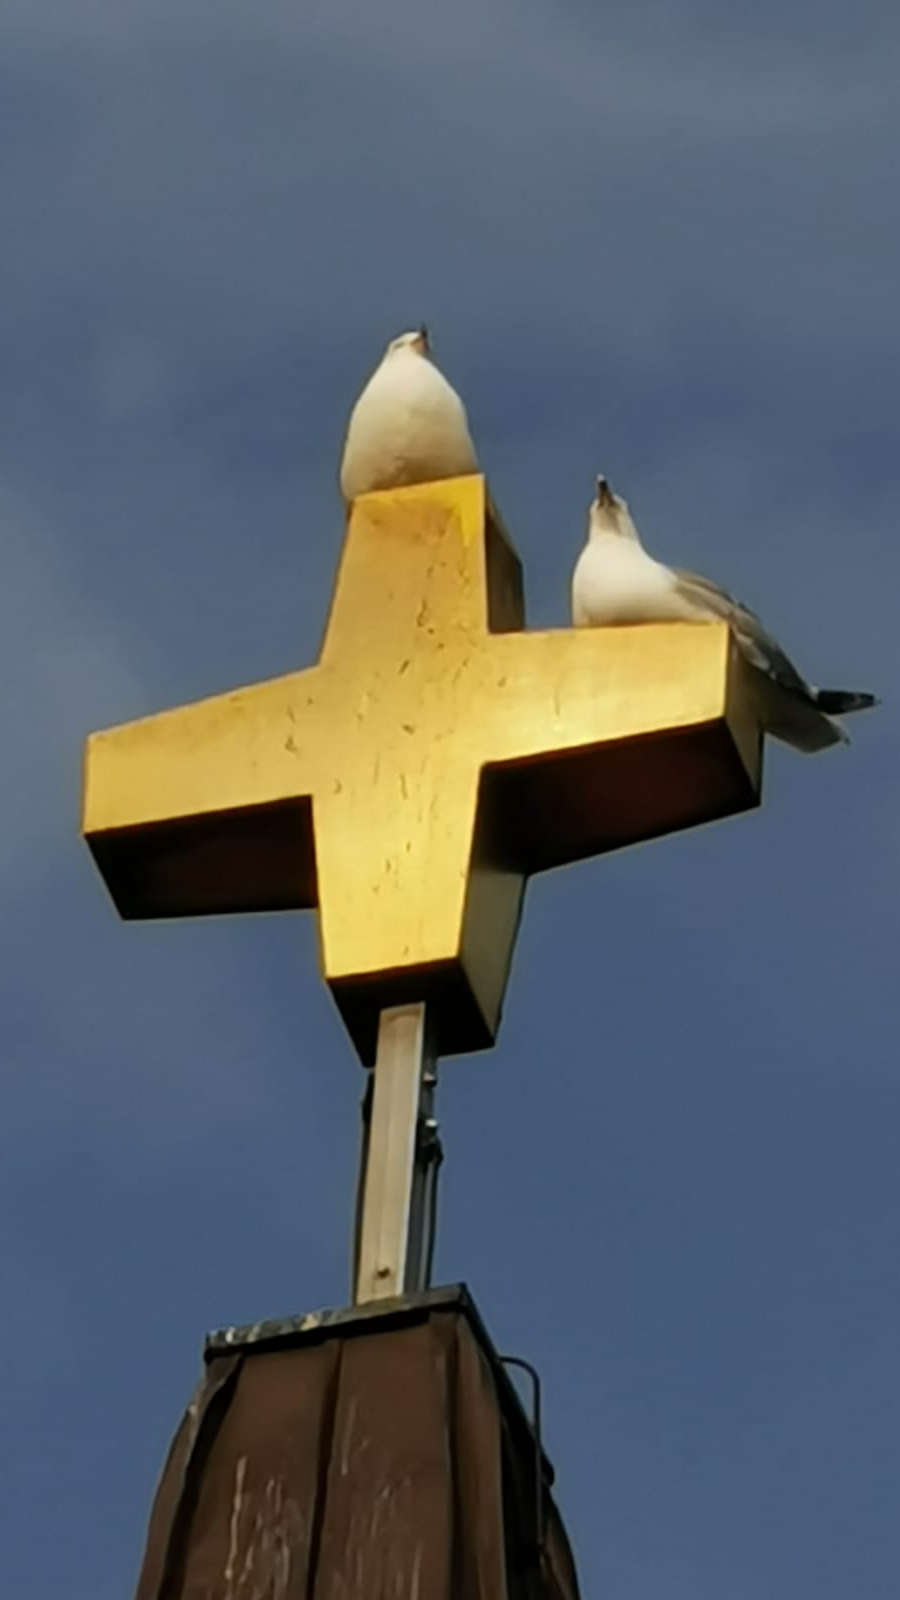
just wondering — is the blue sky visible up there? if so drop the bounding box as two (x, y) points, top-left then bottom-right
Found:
(2, 2), (897, 1594)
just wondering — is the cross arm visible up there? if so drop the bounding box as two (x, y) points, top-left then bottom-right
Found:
(82, 667), (325, 917)
(479, 621), (762, 872)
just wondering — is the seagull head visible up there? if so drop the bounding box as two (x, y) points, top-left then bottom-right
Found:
(386, 326), (430, 358)
(590, 475), (640, 541)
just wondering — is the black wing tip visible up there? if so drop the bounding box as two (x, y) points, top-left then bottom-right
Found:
(815, 689), (879, 715)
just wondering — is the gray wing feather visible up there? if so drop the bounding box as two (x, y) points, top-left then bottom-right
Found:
(672, 568), (813, 698)
(670, 567), (878, 751)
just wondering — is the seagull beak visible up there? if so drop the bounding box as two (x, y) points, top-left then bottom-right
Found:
(415, 324), (430, 355)
(596, 476), (613, 508)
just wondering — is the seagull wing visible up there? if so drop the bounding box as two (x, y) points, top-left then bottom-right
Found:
(671, 567), (849, 751)
(672, 567), (814, 699)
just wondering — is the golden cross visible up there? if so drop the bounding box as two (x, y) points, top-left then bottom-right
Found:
(83, 474), (760, 1066)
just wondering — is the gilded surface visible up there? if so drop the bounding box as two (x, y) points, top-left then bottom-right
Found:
(83, 475), (761, 1060)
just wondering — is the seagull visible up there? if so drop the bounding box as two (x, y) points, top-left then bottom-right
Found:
(339, 326), (479, 504)
(571, 475), (876, 752)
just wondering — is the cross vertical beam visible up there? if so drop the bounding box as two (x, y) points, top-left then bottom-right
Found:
(354, 1002), (441, 1302)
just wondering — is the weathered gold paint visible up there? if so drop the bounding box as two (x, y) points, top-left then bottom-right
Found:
(83, 475), (761, 1061)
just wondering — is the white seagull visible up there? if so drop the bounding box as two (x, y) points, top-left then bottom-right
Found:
(571, 475), (876, 752)
(339, 326), (479, 504)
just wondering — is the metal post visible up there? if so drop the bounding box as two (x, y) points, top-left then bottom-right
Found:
(353, 1002), (442, 1304)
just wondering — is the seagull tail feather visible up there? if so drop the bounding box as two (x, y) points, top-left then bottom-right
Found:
(814, 688), (878, 715)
